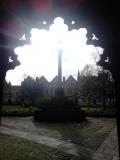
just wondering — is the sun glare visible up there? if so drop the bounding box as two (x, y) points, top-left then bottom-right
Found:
(6, 17), (103, 85)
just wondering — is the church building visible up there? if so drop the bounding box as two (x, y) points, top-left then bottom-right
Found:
(3, 48), (80, 104)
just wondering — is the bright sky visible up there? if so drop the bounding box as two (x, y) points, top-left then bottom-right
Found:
(6, 17), (103, 85)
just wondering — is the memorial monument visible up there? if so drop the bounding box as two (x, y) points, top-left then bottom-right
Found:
(34, 43), (85, 122)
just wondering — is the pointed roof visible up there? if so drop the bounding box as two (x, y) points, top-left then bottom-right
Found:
(66, 75), (77, 84)
(39, 76), (48, 83)
(50, 76), (59, 87)
(51, 76), (58, 84)
(36, 76), (49, 86)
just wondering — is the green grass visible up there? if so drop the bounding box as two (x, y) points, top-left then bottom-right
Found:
(32, 118), (116, 149)
(82, 107), (116, 115)
(82, 107), (101, 113)
(1, 117), (116, 158)
(0, 133), (78, 160)
(2, 105), (116, 116)
(1, 105), (117, 154)
(3, 117), (116, 146)
(2, 105), (37, 115)
(79, 119), (116, 138)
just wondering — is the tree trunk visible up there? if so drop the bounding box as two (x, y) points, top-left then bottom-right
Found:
(102, 79), (106, 110)
(0, 71), (6, 125)
(103, 97), (106, 110)
(109, 95), (112, 108)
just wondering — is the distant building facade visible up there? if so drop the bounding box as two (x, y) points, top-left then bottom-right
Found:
(35, 74), (78, 98)
(3, 48), (79, 104)
(3, 83), (21, 104)
(3, 48), (113, 106)
(3, 74), (79, 104)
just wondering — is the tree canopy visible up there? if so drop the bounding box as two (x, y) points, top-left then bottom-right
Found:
(78, 66), (114, 108)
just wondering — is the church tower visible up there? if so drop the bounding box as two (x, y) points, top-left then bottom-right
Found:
(58, 48), (62, 83)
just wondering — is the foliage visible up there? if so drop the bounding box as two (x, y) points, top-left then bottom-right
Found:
(97, 71), (114, 97)
(81, 64), (98, 77)
(36, 97), (50, 107)
(78, 65), (99, 101)
(78, 66), (114, 108)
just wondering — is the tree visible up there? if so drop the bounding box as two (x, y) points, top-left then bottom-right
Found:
(78, 66), (115, 108)
(78, 75), (98, 106)
(81, 64), (98, 77)
(98, 71), (114, 108)
(78, 65), (98, 105)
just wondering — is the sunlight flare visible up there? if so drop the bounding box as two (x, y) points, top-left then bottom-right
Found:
(6, 17), (103, 85)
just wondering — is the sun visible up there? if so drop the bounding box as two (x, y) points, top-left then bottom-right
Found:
(6, 17), (103, 85)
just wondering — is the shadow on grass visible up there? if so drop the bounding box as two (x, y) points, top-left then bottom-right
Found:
(33, 117), (116, 151)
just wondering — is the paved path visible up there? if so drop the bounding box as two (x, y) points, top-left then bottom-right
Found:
(93, 127), (119, 160)
(0, 125), (80, 157)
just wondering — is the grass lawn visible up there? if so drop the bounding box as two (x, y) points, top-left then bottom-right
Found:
(82, 107), (116, 116)
(2, 105), (116, 117)
(0, 133), (78, 160)
(2, 105), (37, 115)
(34, 118), (116, 150)
(1, 105), (117, 157)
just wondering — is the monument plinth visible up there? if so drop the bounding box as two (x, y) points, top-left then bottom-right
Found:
(34, 99), (85, 122)
(34, 88), (85, 122)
